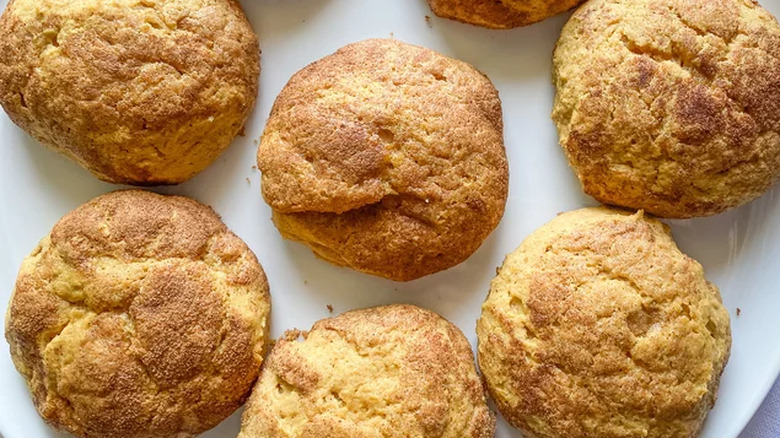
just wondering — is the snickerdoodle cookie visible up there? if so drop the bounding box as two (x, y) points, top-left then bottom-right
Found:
(239, 304), (495, 438)
(5, 190), (271, 438)
(552, 0), (780, 218)
(258, 38), (508, 282)
(477, 207), (731, 438)
(427, 0), (585, 29)
(0, 0), (259, 185)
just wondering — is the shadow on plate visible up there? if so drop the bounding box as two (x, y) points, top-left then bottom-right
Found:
(18, 133), (117, 209)
(428, 11), (573, 82)
(278, 216), (505, 316)
(245, 0), (334, 38)
(669, 187), (780, 277)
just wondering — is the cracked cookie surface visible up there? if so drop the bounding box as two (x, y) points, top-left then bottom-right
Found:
(552, 0), (780, 218)
(0, 0), (259, 184)
(4, 190), (271, 438)
(239, 304), (495, 438)
(258, 38), (508, 282)
(477, 207), (731, 438)
(427, 0), (585, 29)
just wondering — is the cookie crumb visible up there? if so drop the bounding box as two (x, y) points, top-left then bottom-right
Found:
(251, 165), (257, 170)
(283, 329), (306, 342)
(246, 177), (251, 184)
(736, 307), (741, 317)
(327, 304), (334, 313)
(425, 15), (433, 28)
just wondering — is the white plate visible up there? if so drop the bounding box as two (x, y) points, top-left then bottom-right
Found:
(1, 1), (779, 437)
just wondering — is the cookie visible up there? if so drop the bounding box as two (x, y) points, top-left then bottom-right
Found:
(477, 207), (731, 438)
(239, 304), (495, 438)
(552, 0), (780, 218)
(427, 0), (584, 29)
(4, 190), (271, 438)
(0, 0), (259, 184)
(258, 38), (508, 281)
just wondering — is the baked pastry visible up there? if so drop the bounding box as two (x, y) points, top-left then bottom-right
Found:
(426, 0), (584, 29)
(0, 0), (259, 185)
(239, 304), (495, 438)
(258, 38), (508, 282)
(477, 207), (731, 438)
(552, 0), (780, 218)
(5, 190), (271, 438)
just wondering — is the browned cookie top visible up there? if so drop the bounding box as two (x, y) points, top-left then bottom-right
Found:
(5, 190), (271, 438)
(478, 207), (731, 438)
(0, 0), (259, 184)
(259, 39), (508, 281)
(239, 304), (495, 438)
(553, 0), (780, 218)
(427, 0), (585, 29)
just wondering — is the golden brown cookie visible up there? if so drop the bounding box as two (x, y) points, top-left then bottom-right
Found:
(239, 304), (495, 438)
(0, 0), (259, 185)
(4, 190), (271, 438)
(477, 207), (731, 438)
(552, 0), (780, 218)
(427, 0), (584, 29)
(258, 38), (508, 282)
